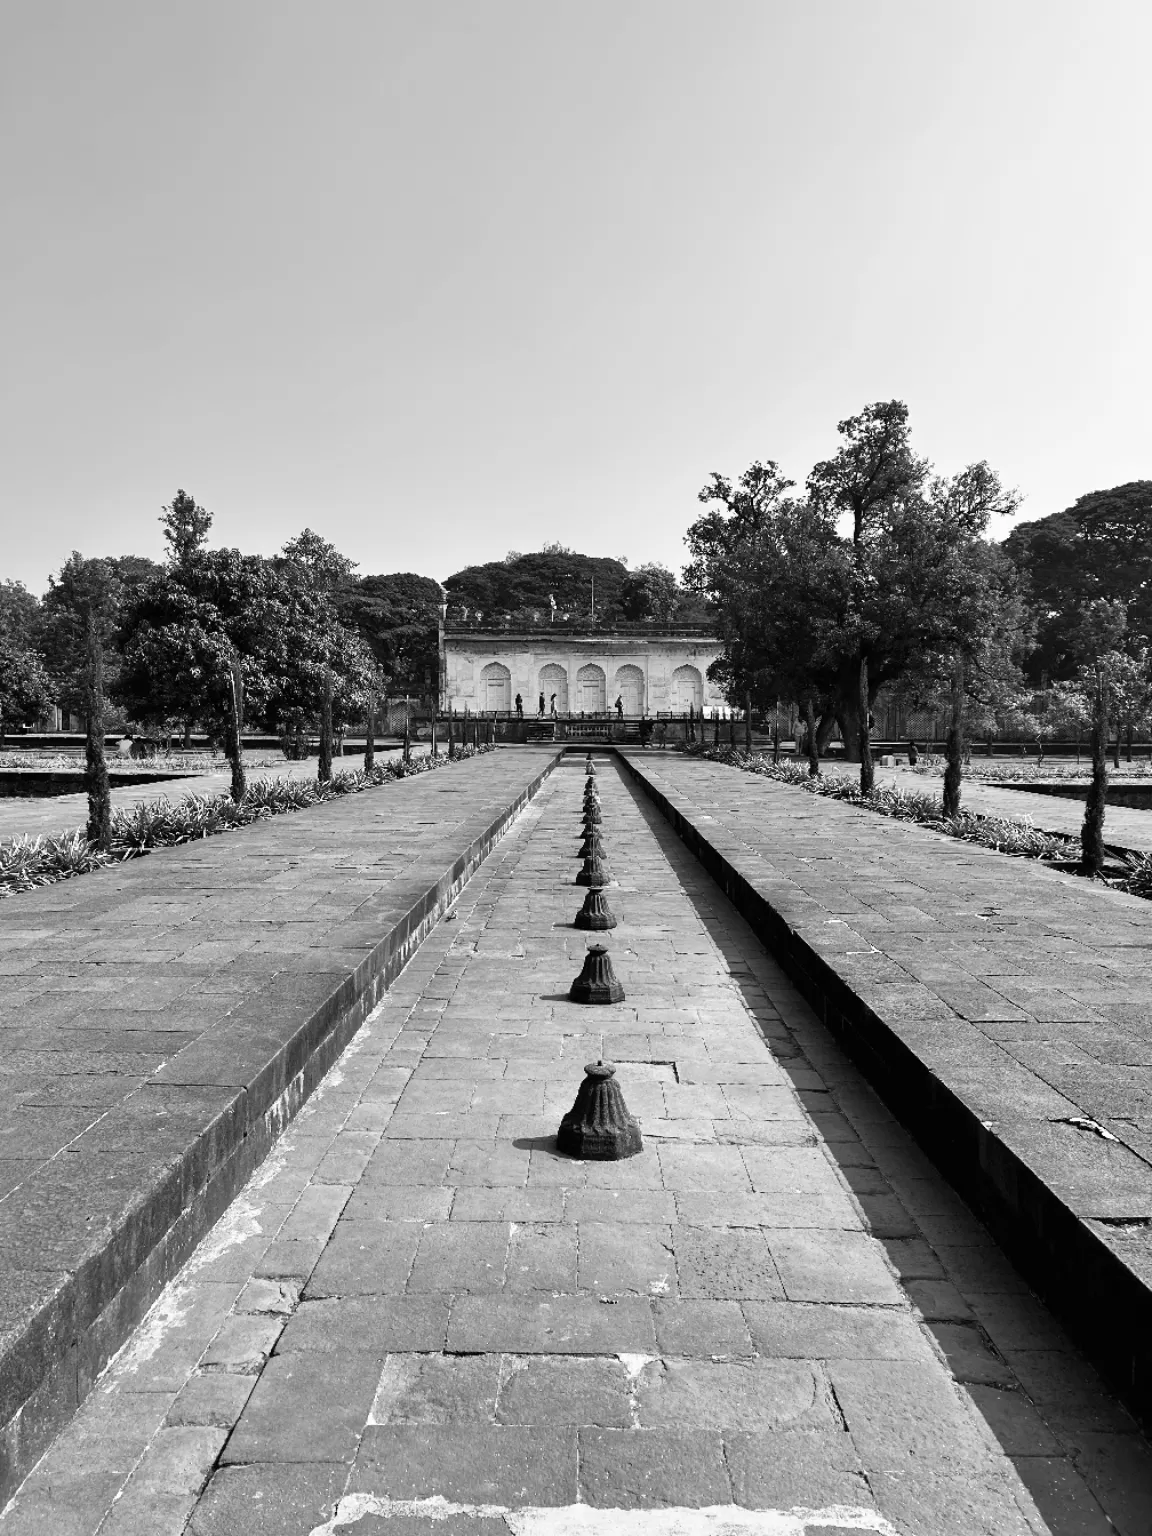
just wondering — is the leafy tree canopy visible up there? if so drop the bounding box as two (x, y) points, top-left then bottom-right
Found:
(1003, 481), (1152, 681)
(444, 551), (629, 620)
(339, 573), (443, 694)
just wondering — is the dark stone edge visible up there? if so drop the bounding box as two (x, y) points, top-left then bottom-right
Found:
(618, 749), (1152, 1431)
(0, 749), (563, 1504)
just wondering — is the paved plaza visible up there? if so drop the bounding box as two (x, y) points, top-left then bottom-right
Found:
(4, 756), (1150, 1533)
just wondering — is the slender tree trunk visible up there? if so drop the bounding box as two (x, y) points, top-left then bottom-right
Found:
(745, 693), (753, 752)
(772, 700), (780, 763)
(1081, 675), (1108, 876)
(84, 618), (112, 849)
(431, 715), (438, 757)
(318, 668), (334, 783)
(1113, 732), (1121, 770)
(183, 719), (192, 749)
(804, 697), (820, 777)
(224, 658), (246, 803)
(448, 709), (456, 759)
(858, 655), (874, 794)
(943, 654), (964, 818)
(364, 699), (376, 771)
(1126, 723), (1133, 763)
(403, 706), (411, 763)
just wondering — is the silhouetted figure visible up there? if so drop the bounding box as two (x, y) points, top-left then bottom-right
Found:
(615, 696), (624, 719)
(908, 740), (919, 766)
(538, 692), (545, 716)
(515, 693), (523, 718)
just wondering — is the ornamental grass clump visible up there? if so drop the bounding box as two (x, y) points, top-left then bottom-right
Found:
(0, 743), (496, 899)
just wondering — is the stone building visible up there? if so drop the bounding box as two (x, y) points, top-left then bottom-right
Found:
(439, 621), (727, 716)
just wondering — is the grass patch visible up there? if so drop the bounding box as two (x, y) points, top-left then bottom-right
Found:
(0, 744), (495, 899)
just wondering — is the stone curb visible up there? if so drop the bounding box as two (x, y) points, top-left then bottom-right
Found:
(618, 748), (1152, 1431)
(0, 750), (563, 1505)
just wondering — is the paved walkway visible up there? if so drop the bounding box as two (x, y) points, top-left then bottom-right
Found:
(6, 756), (1150, 1532)
(0, 747), (549, 1504)
(0, 748), (425, 842)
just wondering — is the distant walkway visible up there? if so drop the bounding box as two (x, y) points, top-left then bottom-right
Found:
(0, 745), (426, 842)
(876, 763), (1152, 855)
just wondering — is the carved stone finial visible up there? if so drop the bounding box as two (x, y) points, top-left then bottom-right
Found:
(569, 943), (624, 1003)
(582, 803), (602, 826)
(574, 889), (617, 930)
(557, 1060), (642, 1160)
(578, 828), (606, 859)
(576, 853), (611, 888)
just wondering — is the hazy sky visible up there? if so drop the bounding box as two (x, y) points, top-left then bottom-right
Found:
(3, 2), (1149, 592)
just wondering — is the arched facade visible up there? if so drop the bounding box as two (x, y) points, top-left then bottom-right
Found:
(612, 664), (645, 716)
(670, 664), (703, 713)
(480, 661), (512, 712)
(539, 662), (568, 714)
(576, 663), (606, 713)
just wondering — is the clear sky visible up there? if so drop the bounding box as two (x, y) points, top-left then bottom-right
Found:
(2, 1), (1149, 592)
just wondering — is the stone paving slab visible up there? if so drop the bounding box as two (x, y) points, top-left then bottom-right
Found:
(0, 747), (558, 1504)
(620, 750), (1152, 1428)
(6, 756), (1151, 1532)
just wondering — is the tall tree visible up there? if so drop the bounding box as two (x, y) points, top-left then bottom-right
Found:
(160, 489), (214, 569)
(42, 555), (123, 847)
(1004, 481), (1152, 681)
(0, 581), (50, 744)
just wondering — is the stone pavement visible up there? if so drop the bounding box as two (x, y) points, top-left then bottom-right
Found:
(0, 748), (423, 843)
(0, 747), (552, 1503)
(621, 752), (1152, 1424)
(6, 756), (1150, 1533)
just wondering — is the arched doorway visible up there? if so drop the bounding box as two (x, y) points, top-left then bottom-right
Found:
(670, 664), (703, 713)
(576, 664), (606, 713)
(480, 662), (512, 712)
(613, 664), (645, 716)
(539, 663), (568, 714)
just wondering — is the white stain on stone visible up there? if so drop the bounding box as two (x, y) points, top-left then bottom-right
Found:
(309, 1498), (897, 1535)
(616, 1353), (654, 1378)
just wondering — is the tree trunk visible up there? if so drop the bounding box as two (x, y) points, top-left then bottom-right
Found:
(183, 719), (192, 749)
(84, 618), (112, 849)
(1081, 676), (1108, 876)
(803, 697), (820, 776)
(1126, 723), (1133, 763)
(942, 654), (964, 818)
(448, 710), (456, 759)
(857, 656), (874, 794)
(364, 700), (376, 771)
(713, 710), (720, 749)
(403, 708), (411, 763)
(224, 658), (246, 803)
(745, 693), (752, 752)
(1113, 733), (1121, 770)
(318, 668), (334, 783)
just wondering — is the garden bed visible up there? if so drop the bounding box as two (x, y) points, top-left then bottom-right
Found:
(682, 743), (1152, 895)
(0, 745), (494, 898)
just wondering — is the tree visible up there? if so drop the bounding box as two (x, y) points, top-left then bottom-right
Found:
(339, 572), (443, 697)
(619, 564), (681, 622)
(160, 488), (214, 568)
(1004, 481), (1152, 681)
(273, 531), (373, 778)
(445, 550), (628, 621)
(41, 555), (123, 846)
(0, 581), (50, 744)
(689, 405), (1021, 795)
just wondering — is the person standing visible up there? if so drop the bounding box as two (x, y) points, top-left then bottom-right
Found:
(538, 692), (545, 717)
(515, 693), (523, 718)
(550, 693), (557, 717)
(614, 695), (624, 719)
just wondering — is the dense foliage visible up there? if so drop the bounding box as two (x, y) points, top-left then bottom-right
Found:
(1005, 481), (1152, 682)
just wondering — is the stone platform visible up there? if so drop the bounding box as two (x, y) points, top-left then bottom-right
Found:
(620, 751), (1152, 1428)
(3, 755), (1150, 1533)
(0, 748), (558, 1504)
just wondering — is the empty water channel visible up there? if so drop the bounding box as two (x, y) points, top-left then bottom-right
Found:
(5, 754), (1150, 1535)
